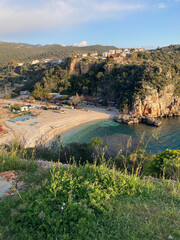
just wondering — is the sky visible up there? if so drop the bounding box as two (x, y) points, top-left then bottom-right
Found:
(0, 0), (180, 48)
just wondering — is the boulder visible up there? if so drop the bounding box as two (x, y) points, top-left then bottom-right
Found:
(144, 116), (162, 127)
(114, 114), (140, 125)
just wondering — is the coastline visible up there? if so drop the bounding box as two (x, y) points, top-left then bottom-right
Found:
(0, 107), (117, 148)
(46, 118), (108, 147)
(40, 109), (116, 148)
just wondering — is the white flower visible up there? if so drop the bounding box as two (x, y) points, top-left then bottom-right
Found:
(38, 211), (45, 220)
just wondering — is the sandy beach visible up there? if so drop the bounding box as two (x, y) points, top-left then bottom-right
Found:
(0, 106), (117, 148)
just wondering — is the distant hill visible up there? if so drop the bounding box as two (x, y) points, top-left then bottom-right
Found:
(154, 44), (180, 51)
(0, 41), (117, 66)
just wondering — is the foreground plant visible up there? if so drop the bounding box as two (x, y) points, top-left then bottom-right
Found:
(144, 149), (180, 180)
(0, 162), (179, 240)
(0, 140), (37, 173)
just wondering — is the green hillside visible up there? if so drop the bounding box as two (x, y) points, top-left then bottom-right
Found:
(0, 41), (117, 66)
(17, 45), (180, 108)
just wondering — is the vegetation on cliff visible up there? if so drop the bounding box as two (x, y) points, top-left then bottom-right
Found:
(13, 45), (180, 110)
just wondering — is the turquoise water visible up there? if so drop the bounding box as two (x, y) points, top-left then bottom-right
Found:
(62, 117), (180, 154)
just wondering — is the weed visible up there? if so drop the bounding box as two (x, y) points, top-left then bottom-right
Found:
(0, 162), (179, 240)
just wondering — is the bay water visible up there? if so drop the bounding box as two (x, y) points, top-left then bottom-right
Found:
(62, 117), (180, 154)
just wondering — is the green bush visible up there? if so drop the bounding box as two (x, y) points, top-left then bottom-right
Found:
(60, 142), (93, 164)
(143, 149), (180, 180)
(10, 92), (18, 98)
(11, 103), (21, 111)
(4, 94), (11, 99)
(113, 148), (149, 173)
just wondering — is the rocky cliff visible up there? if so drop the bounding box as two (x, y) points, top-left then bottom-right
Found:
(68, 53), (180, 127)
(115, 84), (180, 127)
(131, 84), (180, 117)
(69, 58), (99, 76)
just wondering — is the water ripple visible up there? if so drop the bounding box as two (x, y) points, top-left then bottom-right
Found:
(62, 117), (180, 154)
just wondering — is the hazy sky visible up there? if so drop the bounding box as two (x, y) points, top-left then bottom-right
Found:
(0, 0), (179, 48)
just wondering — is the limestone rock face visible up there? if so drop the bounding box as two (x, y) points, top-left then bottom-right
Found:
(69, 58), (97, 76)
(114, 83), (180, 127)
(69, 59), (81, 76)
(131, 84), (180, 118)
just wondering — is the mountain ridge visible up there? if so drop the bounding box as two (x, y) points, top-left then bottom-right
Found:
(0, 41), (117, 66)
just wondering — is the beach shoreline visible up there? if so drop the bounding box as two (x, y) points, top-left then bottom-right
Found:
(37, 108), (117, 148)
(0, 106), (117, 148)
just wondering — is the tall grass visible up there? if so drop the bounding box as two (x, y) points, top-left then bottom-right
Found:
(0, 136), (179, 239)
(0, 161), (179, 240)
(0, 139), (37, 172)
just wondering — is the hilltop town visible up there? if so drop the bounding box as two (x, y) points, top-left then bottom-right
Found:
(15, 47), (146, 67)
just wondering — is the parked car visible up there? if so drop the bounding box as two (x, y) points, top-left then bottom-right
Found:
(41, 106), (48, 110)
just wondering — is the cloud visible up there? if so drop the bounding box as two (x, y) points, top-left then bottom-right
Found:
(92, 1), (143, 12)
(0, 0), (145, 35)
(72, 41), (88, 47)
(157, 3), (166, 8)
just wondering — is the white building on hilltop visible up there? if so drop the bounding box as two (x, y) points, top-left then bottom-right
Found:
(30, 59), (40, 65)
(109, 49), (116, 55)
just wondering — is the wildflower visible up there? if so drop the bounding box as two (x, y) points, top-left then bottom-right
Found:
(129, 154), (137, 163)
(63, 203), (66, 206)
(61, 206), (64, 213)
(168, 235), (173, 239)
(38, 211), (45, 220)
(17, 203), (27, 210)
(10, 208), (19, 217)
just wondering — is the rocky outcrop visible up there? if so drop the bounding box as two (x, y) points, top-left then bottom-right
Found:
(131, 84), (180, 118)
(114, 115), (162, 127)
(142, 116), (162, 127)
(69, 58), (98, 76)
(114, 84), (180, 127)
(69, 59), (81, 76)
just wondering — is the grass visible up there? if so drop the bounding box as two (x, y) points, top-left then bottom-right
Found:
(0, 139), (179, 240)
(0, 155), (37, 173)
(0, 142), (38, 173)
(0, 162), (179, 240)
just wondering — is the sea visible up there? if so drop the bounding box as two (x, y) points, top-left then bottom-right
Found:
(62, 117), (180, 154)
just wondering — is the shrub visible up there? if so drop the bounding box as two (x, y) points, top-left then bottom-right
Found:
(10, 92), (18, 98)
(26, 146), (56, 162)
(113, 148), (149, 174)
(4, 94), (11, 99)
(28, 95), (35, 102)
(60, 143), (93, 164)
(143, 149), (180, 180)
(11, 103), (21, 111)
